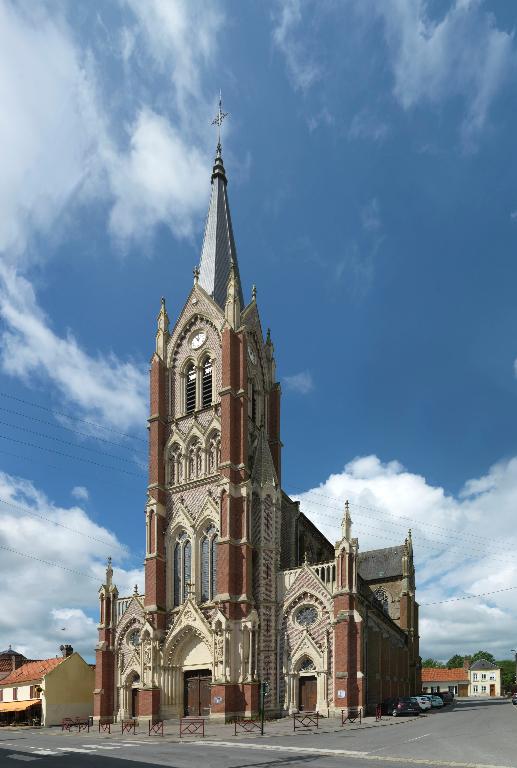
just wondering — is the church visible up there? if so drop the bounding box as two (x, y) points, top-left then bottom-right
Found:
(93, 127), (420, 723)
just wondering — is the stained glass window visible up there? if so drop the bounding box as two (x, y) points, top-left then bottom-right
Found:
(296, 605), (318, 627)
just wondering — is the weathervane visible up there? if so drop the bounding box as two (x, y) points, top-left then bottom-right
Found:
(211, 90), (228, 147)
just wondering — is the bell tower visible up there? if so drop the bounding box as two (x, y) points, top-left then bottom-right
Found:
(140, 101), (282, 719)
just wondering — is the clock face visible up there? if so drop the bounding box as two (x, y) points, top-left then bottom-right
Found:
(248, 346), (256, 364)
(191, 331), (206, 350)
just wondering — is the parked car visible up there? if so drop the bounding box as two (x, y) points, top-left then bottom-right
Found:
(381, 697), (421, 717)
(430, 695), (445, 708)
(511, 693), (517, 706)
(434, 691), (454, 705)
(411, 696), (432, 711)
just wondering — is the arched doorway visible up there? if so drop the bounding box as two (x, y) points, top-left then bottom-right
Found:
(297, 657), (317, 712)
(125, 672), (140, 719)
(164, 631), (212, 717)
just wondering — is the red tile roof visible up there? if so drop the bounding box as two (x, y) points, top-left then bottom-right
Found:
(0, 658), (64, 686)
(421, 667), (468, 682)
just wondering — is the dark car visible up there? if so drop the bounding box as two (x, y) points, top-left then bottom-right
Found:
(434, 691), (454, 705)
(511, 693), (517, 706)
(381, 697), (421, 717)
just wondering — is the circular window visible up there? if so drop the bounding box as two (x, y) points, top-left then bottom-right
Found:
(296, 605), (318, 627)
(128, 629), (140, 647)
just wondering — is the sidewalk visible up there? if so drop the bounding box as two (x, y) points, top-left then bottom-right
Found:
(39, 711), (422, 744)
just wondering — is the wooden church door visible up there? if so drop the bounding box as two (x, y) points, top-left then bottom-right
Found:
(299, 676), (317, 711)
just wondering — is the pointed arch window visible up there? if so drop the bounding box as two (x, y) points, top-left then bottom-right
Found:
(202, 357), (213, 408)
(249, 380), (257, 423)
(185, 363), (196, 414)
(173, 532), (191, 606)
(200, 525), (218, 602)
(374, 587), (389, 614)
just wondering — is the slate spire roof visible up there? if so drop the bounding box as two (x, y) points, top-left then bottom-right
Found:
(198, 142), (244, 310)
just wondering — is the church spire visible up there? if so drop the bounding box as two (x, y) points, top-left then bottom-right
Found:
(198, 95), (244, 310)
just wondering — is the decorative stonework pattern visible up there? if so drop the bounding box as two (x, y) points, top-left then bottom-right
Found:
(167, 481), (220, 527)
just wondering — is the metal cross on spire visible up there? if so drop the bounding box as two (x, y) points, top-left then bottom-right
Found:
(211, 90), (228, 148)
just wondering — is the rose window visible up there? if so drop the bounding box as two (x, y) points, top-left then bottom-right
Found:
(296, 605), (318, 627)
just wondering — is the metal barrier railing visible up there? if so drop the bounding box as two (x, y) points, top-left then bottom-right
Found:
(180, 717), (205, 737)
(121, 719), (137, 735)
(234, 719), (263, 735)
(293, 711), (319, 731)
(341, 708), (362, 725)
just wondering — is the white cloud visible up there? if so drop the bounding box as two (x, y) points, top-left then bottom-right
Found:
(377, 0), (515, 148)
(0, 1), (105, 260)
(123, 0), (222, 125)
(283, 370), (314, 395)
(108, 109), (208, 243)
(0, 1), (223, 259)
(348, 110), (390, 143)
(0, 469), (142, 660)
(71, 486), (89, 501)
(272, 0), (321, 92)
(361, 197), (381, 233)
(0, 266), (147, 431)
(295, 453), (517, 660)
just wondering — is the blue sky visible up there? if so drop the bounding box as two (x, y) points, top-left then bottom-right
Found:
(1, 0), (517, 663)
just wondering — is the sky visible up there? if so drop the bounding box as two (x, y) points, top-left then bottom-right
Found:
(1, 0), (517, 665)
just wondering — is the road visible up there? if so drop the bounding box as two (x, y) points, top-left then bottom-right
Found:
(0, 698), (515, 768)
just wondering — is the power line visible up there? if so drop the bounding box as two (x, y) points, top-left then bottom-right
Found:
(297, 495), (517, 566)
(0, 418), (143, 466)
(420, 585), (517, 606)
(0, 544), (101, 582)
(0, 497), (126, 552)
(0, 403), (145, 453)
(0, 391), (147, 444)
(0, 433), (145, 478)
(303, 489), (507, 548)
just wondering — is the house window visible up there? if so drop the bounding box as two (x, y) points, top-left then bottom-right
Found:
(489, 674), (495, 681)
(185, 363), (196, 413)
(473, 685), (478, 693)
(481, 685), (487, 693)
(481, 673), (486, 680)
(173, 532), (191, 606)
(472, 673), (478, 681)
(200, 525), (218, 602)
(202, 358), (212, 408)
(12, 688), (18, 701)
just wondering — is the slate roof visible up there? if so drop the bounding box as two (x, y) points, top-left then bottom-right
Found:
(421, 667), (468, 682)
(0, 658), (64, 686)
(0, 646), (25, 658)
(357, 545), (405, 581)
(198, 144), (244, 310)
(469, 659), (499, 671)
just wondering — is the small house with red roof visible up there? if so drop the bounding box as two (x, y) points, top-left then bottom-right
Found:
(0, 645), (95, 726)
(421, 665), (470, 697)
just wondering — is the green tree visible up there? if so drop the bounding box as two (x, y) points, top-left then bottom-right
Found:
(446, 654), (464, 668)
(496, 660), (516, 693)
(422, 658), (445, 668)
(471, 650), (496, 665)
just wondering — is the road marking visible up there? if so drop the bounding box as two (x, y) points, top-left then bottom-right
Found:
(57, 747), (91, 753)
(190, 741), (515, 768)
(7, 757), (39, 762)
(406, 733), (432, 742)
(81, 744), (120, 749)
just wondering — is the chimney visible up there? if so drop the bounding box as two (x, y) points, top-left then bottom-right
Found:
(60, 644), (73, 658)
(463, 657), (471, 671)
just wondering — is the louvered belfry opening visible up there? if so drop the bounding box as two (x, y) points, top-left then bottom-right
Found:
(185, 364), (196, 413)
(202, 358), (212, 408)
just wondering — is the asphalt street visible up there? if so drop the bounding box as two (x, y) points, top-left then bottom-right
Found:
(0, 698), (514, 768)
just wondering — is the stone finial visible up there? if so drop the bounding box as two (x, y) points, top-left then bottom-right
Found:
(252, 284), (257, 301)
(155, 296), (170, 360)
(106, 556), (113, 587)
(134, 584), (138, 596)
(225, 262), (241, 329)
(303, 551), (309, 566)
(193, 266), (200, 285)
(341, 499), (352, 541)
(266, 328), (271, 345)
